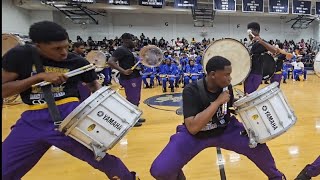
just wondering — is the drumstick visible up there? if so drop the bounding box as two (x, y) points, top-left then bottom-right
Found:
(32, 64), (95, 87)
(222, 87), (228, 115)
(131, 61), (141, 70)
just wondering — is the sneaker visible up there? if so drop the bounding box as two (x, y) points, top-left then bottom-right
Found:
(163, 88), (167, 93)
(171, 87), (174, 92)
(134, 122), (143, 127)
(138, 118), (146, 123)
(295, 165), (311, 180)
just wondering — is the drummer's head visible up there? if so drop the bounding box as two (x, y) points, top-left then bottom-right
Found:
(29, 21), (69, 61)
(247, 22), (260, 40)
(72, 42), (85, 55)
(121, 33), (135, 49)
(206, 56), (232, 88)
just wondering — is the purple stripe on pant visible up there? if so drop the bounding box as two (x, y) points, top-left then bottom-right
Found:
(150, 117), (284, 180)
(2, 102), (135, 180)
(307, 156), (320, 177)
(270, 74), (282, 88)
(244, 73), (263, 94)
(120, 77), (142, 106)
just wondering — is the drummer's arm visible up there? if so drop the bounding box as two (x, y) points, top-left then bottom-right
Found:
(108, 57), (127, 74)
(253, 36), (278, 54)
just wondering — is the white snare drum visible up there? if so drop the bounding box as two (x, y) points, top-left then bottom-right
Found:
(314, 52), (320, 77)
(203, 38), (251, 86)
(233, 82), (297, 148)
(59, 86), (142, 161)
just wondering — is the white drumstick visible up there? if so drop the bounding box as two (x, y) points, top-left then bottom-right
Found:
(222, 87), (228, 115)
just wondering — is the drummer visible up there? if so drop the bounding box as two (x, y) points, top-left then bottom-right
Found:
(150, 56), (286, 180)
(72, 42), (86, 57)
(183, 59), (201, 86)
(244, 22), (279, 94)
(2, 21), (140, 180)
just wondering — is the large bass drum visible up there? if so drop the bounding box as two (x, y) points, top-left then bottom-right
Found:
(202, 38), (251, 86)
(314, 52), (320, 78)
(261, 53), (276, 80)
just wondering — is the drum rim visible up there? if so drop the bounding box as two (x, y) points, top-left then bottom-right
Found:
(234, 82), (279, 107)
(59, 86), (112, 131)
(203, 38), (252, 86)
(86, 50), (107, 64)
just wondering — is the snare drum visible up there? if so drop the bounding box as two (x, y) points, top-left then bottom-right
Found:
(234, 82), (297, 148)
(314, 52), (320, 77)
(59, 86), (142, 161)
(261, 54), (276, 80)
(203, 38), (251, 86)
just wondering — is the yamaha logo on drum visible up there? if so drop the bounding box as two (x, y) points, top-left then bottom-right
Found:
(97, 111), (122, 131)
(262, 106), (278, 130)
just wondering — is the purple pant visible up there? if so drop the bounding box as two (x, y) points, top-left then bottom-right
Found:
(270, 74), (282, 88)
(150, 117), (284, 180)
(2, 102), (135, 180)
(77, 82), (91, 102)
(120, 77), (142, 106)
(244, 73), (263, 94)
(306, 156), (320, 177)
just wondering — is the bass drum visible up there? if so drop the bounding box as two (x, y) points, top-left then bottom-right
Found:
(314, 52), (320, 78)
(261, 53), (276, 80)
(203, 38), (251, 86)
(86, 50), (107, 72)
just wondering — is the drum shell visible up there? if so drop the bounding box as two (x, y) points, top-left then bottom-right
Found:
(59, 87), (142, 154)
(234, 82), (297, 143)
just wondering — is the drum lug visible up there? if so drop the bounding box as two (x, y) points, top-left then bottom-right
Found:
(90, 142), (106, 161)
(248, 129), (258, 148)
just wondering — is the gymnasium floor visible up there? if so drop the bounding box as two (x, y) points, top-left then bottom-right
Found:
(2, 75), (320, 180)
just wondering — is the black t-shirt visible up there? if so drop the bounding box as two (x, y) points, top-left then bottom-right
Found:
(182, 79), (234, 138)
(2, 45), (98, 105)
(250, 42), (268, 75)
(111, 46), (141, 80)
(275, 54), (285, 72)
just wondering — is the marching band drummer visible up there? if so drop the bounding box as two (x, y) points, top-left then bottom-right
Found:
(150, 56), (286, 180)
(183, 59), (201, 86)
(160, 58), (179, 93)
(2, 21), (140, 180)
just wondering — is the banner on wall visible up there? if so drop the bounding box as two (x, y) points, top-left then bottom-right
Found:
(71, 0), (96, 2)
(315, 1), (320, 15)
(139, 0), (164, 7)
(109, 0), (130, 5)
(214, 0), (236, 11)
(292, 0), (311, 15)
(242, 0), (263, 12)
(174, 0), (197, 8)
(268, 0), (289, 14)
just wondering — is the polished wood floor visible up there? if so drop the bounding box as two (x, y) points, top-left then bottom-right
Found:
(2, 75), (320, 180)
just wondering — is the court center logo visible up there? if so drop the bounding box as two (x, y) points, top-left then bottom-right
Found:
(143, 93), (183, 115)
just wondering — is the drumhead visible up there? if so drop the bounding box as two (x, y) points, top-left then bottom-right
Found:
(2, 34), (25, 57)
(234, 82), (279, 107)
(262, 54), (276, 80)
(314, 52), (320, 77)
(203, 38), (251, 86)
(86, 50), (107, 72)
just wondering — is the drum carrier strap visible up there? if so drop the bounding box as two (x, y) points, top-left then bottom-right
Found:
(28, 45), (63, 128)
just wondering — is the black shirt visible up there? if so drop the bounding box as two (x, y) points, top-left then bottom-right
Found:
(249, 42), (268, 75)
(2, 45), (98, 105)
(182, 79), (234, 138)
(275, 54), (285, 72)
(111, 46), (141, 80)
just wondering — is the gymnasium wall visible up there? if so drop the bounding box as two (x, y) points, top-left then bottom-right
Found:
(2, 0), (31, 35)
(315, 23), (320, 42)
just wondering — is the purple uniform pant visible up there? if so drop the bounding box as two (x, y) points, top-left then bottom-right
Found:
(2, 102), (135, 180)
(244, 73), (263, 94)
(270, 74), (282, 88)
(306, 156), (320, 177)
(77, 82), (91, 102)
(150, 117), (284, 180)
(120, 77), (142, 106)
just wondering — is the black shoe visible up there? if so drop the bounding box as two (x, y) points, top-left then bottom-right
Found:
(163, 88), (167, 93)
(134, 122), (143, 127)
(171, 87), (174, 92)
(138, 118), (146, 123)
(295, 165), (312, 180)
(145, 84), (150, 88)
(175, 84), (179, 88)
(283, 80), (287, 84)
(150, 84), (154, 88)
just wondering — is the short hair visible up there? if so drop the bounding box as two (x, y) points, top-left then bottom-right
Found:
(277, 43), (284, 49)
(29, 21), (69, 43)
(206, 56), (231, 73)
(247, 22), (260, 33)
(121, 33), (133, 40)
(72, 42), (84, 49)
